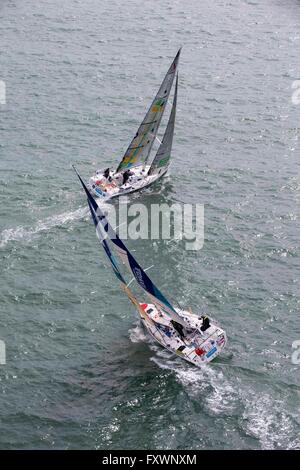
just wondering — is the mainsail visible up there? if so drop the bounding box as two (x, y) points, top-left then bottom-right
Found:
(87, 198), (126, 285)
(74, 167), (187, 327)
(116, 49), (181, 173)
(148, 74), (178, 176)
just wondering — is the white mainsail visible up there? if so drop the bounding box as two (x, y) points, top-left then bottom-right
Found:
(148, 74), (178, 176)
(116, 49), (181, 173)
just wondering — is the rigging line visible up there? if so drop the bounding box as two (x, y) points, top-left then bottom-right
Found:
(143, 83), (175, 168)
(112, 221), (127, 232)
(126, 264), (154, 288)
(143, 107), (170, 169)
(127, 117), (156, 161)
(125, 103), (161, 164)
(142, 101), (170, 168)
(128, 144), (145, 150)
(174, 297), (185, 315)
(141, 120), (157, 126)
(95, 219), (128, 243)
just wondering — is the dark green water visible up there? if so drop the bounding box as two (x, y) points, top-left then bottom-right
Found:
(0, 0), (299, 449)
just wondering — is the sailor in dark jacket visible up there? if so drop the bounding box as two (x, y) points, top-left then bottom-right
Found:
(200, 315), (210, 332)
(122, 169), (133, 185)
(171, 320), (185, 339)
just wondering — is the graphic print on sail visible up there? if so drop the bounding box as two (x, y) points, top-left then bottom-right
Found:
(148, 74), (178, 176)
(116, 48), (181, 173)
(76, 162), (228, 366)
(88, 49), (182, 200)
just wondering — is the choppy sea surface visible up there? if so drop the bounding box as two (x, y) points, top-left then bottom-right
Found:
(1, 0), (300, 449)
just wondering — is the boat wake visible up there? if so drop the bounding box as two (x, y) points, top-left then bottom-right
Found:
(151, 352), (300, 449)
(128, 324), (149, 344)
(241, 390), (300, 450)
(0, 206), (88, 248)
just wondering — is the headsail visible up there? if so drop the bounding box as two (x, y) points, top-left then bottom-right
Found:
(74, 166), (187, 327)
(148, 74), (178, 176)
(116, 49), (181, 173)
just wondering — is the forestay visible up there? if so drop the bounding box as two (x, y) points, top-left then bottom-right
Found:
(116, 49), (181, 173)
(148, 74), (178, 176)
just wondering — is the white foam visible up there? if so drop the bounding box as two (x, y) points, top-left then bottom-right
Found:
(0, 206), (88, 248)
(242, 392), (299, 449)
(152, 352), (299, 448)
(151, 351), (213, 394)
(129, 324), (148, 343)
(205, 374), (238, 414)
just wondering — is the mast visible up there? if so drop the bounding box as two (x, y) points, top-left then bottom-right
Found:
(116, 48), (181, 173)
(74, 167), (187, 327)
(148, 73), (178, 176)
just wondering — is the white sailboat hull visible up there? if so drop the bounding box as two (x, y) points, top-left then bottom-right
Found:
(89, 165), (167, 201)
(138, 303), (227, 366)
(74, 167), (228, 368)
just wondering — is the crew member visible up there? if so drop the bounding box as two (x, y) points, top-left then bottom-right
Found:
(122, 169), (133, 185)
(200, 315), (210, 332)
(171, 320), (185, 339)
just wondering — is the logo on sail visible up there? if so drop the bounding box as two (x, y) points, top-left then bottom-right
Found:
(151, 98), (165, 113)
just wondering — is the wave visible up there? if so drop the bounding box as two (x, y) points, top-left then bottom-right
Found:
(152, 351), (300, 449)
(242, 391), (300, 450)
(128, 323), (149, 344)
(0, 206), (88, 248)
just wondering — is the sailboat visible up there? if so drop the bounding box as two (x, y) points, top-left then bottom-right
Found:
(74, 167), (227, 366)
(89, 49), (180, 200)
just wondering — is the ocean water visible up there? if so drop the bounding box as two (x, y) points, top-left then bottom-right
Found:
(0, 0), (300, 450)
